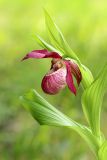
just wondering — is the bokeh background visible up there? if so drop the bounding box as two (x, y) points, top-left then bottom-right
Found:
(0, 0), (107, 159)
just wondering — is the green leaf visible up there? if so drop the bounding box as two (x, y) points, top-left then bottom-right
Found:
(82, 63), (107, 137)
(80, 64), (94, 89)
(21, 91), (73, 127)
(98, 141), (107, 160)
(20, 89), (100, 155)
(44, 10), (80, 63)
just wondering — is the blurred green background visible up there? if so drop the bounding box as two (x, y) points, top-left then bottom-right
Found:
(0, 0), (107, 159)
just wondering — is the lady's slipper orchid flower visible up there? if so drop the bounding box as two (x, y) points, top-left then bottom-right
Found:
(22, 49), (82, 95)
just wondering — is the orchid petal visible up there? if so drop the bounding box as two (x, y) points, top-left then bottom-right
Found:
(69, 61), (82, 85)
(65, 61), (76, 95)
(22, 49), (61, 61)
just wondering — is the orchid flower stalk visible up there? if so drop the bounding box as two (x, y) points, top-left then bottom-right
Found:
(20, 10), (107, 160)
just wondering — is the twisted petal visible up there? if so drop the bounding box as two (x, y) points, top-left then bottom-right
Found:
(64, 61), (77, 95)
(69, 61), (82, 85)
(41, 67), (67, 94)
(22, 49), (61, 60)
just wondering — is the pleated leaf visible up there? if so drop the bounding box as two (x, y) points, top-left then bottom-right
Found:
(20, 89), (100, 155)
(98, 141), (107, 160)
(82, 63), (107, 137)
(80, 64), (94, 89)
(44, 10), (80, 63)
